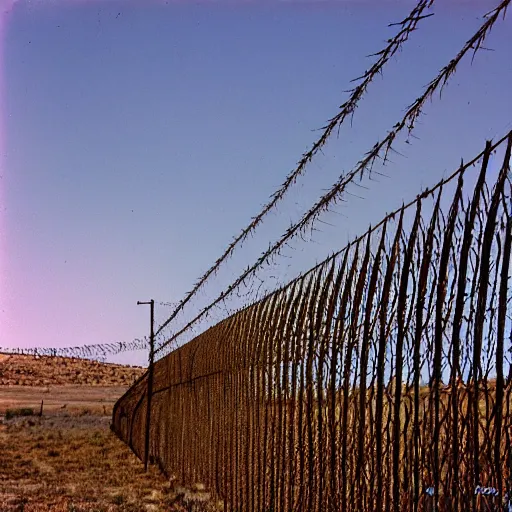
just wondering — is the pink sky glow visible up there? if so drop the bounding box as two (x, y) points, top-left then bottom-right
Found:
(0, 4), (10, 345)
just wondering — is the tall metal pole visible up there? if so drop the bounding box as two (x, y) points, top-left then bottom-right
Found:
(138, 299), (155, 472)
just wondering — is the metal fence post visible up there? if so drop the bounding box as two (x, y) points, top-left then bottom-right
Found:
(138, 299), (155, 472)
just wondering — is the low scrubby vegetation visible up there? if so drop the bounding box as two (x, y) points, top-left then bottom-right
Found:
(0, 354), (144, 386)
(5, 407), (35, 420)
(0, 413), (180, 511)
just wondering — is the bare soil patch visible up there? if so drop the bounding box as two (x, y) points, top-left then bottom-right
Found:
(0, 385), (128, 416)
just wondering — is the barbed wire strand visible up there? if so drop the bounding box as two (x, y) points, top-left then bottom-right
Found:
(155, 0), (510, 355)
(155, 131), (511, 357)
(154, 0), (511, 353)
(0, 338), (149, 361)
(154, 0), (435, 338)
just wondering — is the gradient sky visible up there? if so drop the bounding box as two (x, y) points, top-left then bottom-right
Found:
(1, 0), (511, 365)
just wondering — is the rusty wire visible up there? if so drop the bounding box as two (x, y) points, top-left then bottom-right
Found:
(113, 132), (512, 511)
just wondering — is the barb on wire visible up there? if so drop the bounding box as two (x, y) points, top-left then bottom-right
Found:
(155, 0), (435, 338)
(157, 301), (178, 308)
(155, 0), (510, 355)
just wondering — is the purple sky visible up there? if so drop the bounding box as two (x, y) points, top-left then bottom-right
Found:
(1, 0), (511, 365)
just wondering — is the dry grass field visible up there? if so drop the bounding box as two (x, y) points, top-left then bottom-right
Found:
(0, 385), (127, 416)
(0, 354), (145, 387)
(0, 355), (218, 512)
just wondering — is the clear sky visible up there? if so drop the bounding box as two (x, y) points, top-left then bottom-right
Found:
(1, 0), (511, 365)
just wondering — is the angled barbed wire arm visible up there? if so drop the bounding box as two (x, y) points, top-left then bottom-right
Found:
(154, 0), (436, 340)
(155, 0), (512, 355)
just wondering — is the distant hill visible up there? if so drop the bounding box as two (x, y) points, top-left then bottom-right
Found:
(0, 353), (145, 386)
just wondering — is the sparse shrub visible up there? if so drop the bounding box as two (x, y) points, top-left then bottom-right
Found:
(90, 431), (105, 447)
(5, 408), (34, 420)
(48, 449), (60, 457)
(111, 494), (125, 505)
(14, 496), (28, 512)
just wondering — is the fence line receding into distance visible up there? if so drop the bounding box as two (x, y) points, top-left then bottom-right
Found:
(113, 132), (512, 512)
(0, 338), (149, 361)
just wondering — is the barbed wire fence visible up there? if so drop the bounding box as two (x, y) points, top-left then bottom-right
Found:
(113, 131), (512, 511)
(0, 338), (149, 363)
(109, 1), (512, 511)
(4, 0), (505, 373)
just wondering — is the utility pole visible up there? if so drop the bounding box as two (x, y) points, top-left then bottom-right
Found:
(137, 299), (155, 472)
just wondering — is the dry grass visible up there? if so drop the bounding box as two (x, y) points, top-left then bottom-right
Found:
(0, 385), (129, 416)
(0, 355), (220, 512)
(0, 354), (145, 387)
(0, 411), (222, 512)
(0, 412), (173, 511)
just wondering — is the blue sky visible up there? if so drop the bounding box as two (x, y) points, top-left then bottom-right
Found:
(1, 0), (511, 365)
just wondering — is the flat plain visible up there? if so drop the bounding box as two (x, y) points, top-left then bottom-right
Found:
(0, 354), (215, 512)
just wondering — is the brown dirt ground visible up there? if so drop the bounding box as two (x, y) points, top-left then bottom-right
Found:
(0, 385), (128, 416)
